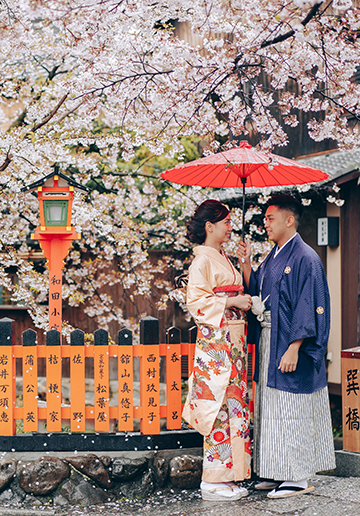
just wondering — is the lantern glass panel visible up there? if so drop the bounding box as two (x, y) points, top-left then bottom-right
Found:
(44, 200), (68, 226)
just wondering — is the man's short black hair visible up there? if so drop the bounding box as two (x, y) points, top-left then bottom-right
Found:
(267, 195), (303, 229)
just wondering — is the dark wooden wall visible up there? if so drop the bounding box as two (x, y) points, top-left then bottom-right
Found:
(298, 197), (327, 268)
(341, 179), (360, 349)
(0, 308), (46, 346)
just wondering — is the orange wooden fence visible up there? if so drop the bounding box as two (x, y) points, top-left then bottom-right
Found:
(0, 316), (255, 436)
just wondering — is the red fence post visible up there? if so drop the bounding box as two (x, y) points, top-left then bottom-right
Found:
(46, 329), (62, 432)
(70, 329), (86, 432)
(118, 328), (133, 432)
(94, 329), (110, 432)
(0, 318), (15, 435)
(22, 329), (38, 432)
(140, 316), (160, 434)
(165, 326), (182, 429)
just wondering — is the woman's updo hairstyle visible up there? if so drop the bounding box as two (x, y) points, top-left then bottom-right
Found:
(186, 199), (229, 245)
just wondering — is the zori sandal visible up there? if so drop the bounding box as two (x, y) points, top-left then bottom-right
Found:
(201, 481), (248, 501)
(267, 484), (315, 499)
(255, 481), (280, 490)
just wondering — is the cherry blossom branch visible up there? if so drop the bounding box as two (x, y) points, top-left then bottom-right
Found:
(32, 58), (68, 82)
(313, 87), (360, 122)
(117, 275), (141, 318)
(0, 148), (12, 172)
(0, 0), (17, 22)
(77, 70), (173, 99)
(92, 284), (120, 320)
(260, 2), (324, 49)
(55, 0), (126, 18)
(45, 98), (87, 132)
(6, 108), (28, 131)
(138, 68), (230, 143)
(1, 94), (69, 172)
(24, 92), (69, 136)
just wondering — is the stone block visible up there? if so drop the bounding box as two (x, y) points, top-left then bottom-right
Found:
(64, 453), (113, 488)
(169, 454), (202, 489)
(19, 457), (70, 495)
(111, 457), (148, 481)
(0, 459), (17, 492)
(153, 456), (169, 487)
(334, 449), (360, 477)
(0, 487), (24, 505)
(117, 468), (156, 499)
(60, 478), (114, 505)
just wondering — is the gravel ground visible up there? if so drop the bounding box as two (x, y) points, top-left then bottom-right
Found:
(2, 475), (356, 516)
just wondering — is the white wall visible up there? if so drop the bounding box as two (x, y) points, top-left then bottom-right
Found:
(326, 203), (342, 385)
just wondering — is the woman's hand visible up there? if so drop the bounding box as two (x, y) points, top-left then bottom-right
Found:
(226, 294), (252, 311)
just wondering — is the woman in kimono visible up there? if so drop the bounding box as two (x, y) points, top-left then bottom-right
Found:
(182, 199), (252, 501)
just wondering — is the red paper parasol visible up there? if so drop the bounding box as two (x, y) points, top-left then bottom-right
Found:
(161, 140), (328, 239)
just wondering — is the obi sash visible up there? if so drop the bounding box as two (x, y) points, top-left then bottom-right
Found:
(213, 284), (246, 321)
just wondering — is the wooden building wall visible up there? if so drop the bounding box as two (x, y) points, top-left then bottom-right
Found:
(298, 196), (327, 268)
(340, 179), (360, 350)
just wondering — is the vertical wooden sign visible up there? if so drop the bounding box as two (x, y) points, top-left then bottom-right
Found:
(94, 329), (109, 432)
(166, 327), (182, 430)
(22, 329), (38, 432)
(342, 348), (360, 452)
(0, 318), (15, 435)
(46, 329), (62, 432)
(70, 329), (85, 432)
(118, 328), (133, 432)
(48, 252), (63, 332)
(140, 317), (160, 434)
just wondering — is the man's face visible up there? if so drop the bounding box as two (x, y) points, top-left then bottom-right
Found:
(264, 205), (291, 244)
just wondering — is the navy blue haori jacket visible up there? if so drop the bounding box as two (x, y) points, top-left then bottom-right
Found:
(248, 233), (330, 395)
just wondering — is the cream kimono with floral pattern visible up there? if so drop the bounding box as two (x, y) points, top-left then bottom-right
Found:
(183, 245), (251, 483)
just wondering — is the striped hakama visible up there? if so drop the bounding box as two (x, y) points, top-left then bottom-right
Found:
(254, 311), (336, 481)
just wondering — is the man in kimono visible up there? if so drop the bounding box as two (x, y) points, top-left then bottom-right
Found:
(239, 195), (335, 499)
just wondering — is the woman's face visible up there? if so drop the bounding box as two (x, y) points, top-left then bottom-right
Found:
(207, 214), (232, 244)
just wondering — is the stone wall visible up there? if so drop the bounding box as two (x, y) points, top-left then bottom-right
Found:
(0, 452), (203, 508)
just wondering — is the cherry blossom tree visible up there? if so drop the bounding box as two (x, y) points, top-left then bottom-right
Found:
(0, 0), (358, 337)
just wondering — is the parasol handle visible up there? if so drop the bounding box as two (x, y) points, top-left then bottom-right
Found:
(241, 177), (247, 263)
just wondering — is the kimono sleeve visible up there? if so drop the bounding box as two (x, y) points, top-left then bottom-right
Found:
(186, 255), (226, 329)
(248, 268), (260, 296)
(287, 255), (330, 372)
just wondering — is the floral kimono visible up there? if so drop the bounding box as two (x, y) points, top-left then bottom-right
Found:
(183, 245), (251, 483)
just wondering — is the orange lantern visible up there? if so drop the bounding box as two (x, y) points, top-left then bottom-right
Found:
(22, 166), (89, 333)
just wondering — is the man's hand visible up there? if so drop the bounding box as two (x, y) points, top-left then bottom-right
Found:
(237, 239), (252, 288)
(237, 239), (251, 263)
(278, 339), (303, 373)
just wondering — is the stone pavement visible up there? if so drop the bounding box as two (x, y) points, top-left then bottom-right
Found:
(8, 474), (354, 516)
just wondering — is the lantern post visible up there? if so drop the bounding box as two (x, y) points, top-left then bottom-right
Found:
(22, 166), (89, 333)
